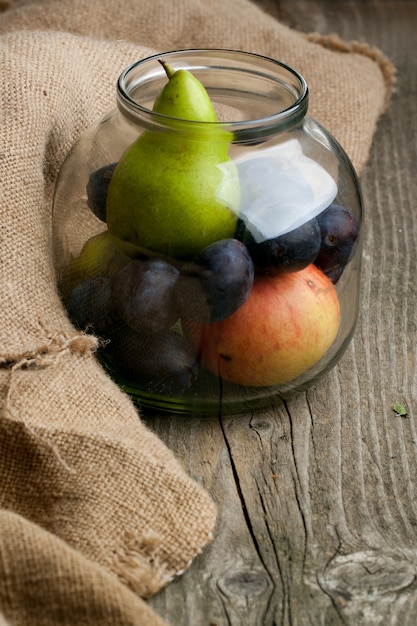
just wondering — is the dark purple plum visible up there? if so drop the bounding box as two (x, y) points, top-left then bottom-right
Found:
(175, 238), (254, 322)
(112, 257), (180, 334)
(235, 218), (321, 275)
(86, 162), (118, 222)
(105, 324), (199, 396)
(66, 274), (116, 334)
(315, 204), (359, 283)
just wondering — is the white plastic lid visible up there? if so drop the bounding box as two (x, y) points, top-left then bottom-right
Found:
(235, 139), (338, 243)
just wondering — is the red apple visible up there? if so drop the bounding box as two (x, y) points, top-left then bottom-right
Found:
(186, 263), (340, 387)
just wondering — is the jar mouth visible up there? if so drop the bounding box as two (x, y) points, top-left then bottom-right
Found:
(116, 48), (309, 141)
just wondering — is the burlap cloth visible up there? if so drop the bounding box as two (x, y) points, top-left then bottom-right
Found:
(0, 0), (395, 624)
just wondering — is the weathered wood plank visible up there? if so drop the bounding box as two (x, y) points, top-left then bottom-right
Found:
(145, 2), (417, 624)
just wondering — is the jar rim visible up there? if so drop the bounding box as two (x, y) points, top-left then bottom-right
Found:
(116, 48), (309, 140)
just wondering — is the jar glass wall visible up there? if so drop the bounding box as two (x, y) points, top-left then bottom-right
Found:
(52, 49), (363, 415)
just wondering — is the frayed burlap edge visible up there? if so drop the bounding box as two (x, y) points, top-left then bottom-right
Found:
(0, 331), (98, 475)
(109, 528), (212, 598)
(1, 330), (98, 417)
(0, 330), (97, 464)
(0, 332), (98, 369)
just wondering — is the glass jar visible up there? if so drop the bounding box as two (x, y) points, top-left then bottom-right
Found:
(52, 49), (363, 415)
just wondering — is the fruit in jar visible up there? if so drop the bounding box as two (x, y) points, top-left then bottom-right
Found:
(315, 203), (359, 283)
(235, 217), (321, 275)
(105, 60), (240, 259)
(105, 324), (199, 396)
(175, 238), (254, 322)
(187, 263), (340, 387)
(68, 230), (130, 286)
(112, 257), (180, 334)
(66, 274), (116, 335)
(86, 162), (117, 222)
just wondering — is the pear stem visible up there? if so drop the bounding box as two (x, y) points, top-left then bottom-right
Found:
(158, 59), (176, 80)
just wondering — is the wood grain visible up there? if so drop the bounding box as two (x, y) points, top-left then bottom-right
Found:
(145, 2), (417, 624)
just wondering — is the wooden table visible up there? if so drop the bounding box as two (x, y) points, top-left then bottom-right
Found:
(146, 2), (417, 623)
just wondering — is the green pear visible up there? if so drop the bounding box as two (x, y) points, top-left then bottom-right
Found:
(68, 230), (130, 286)
(105, 61), (240, 259)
